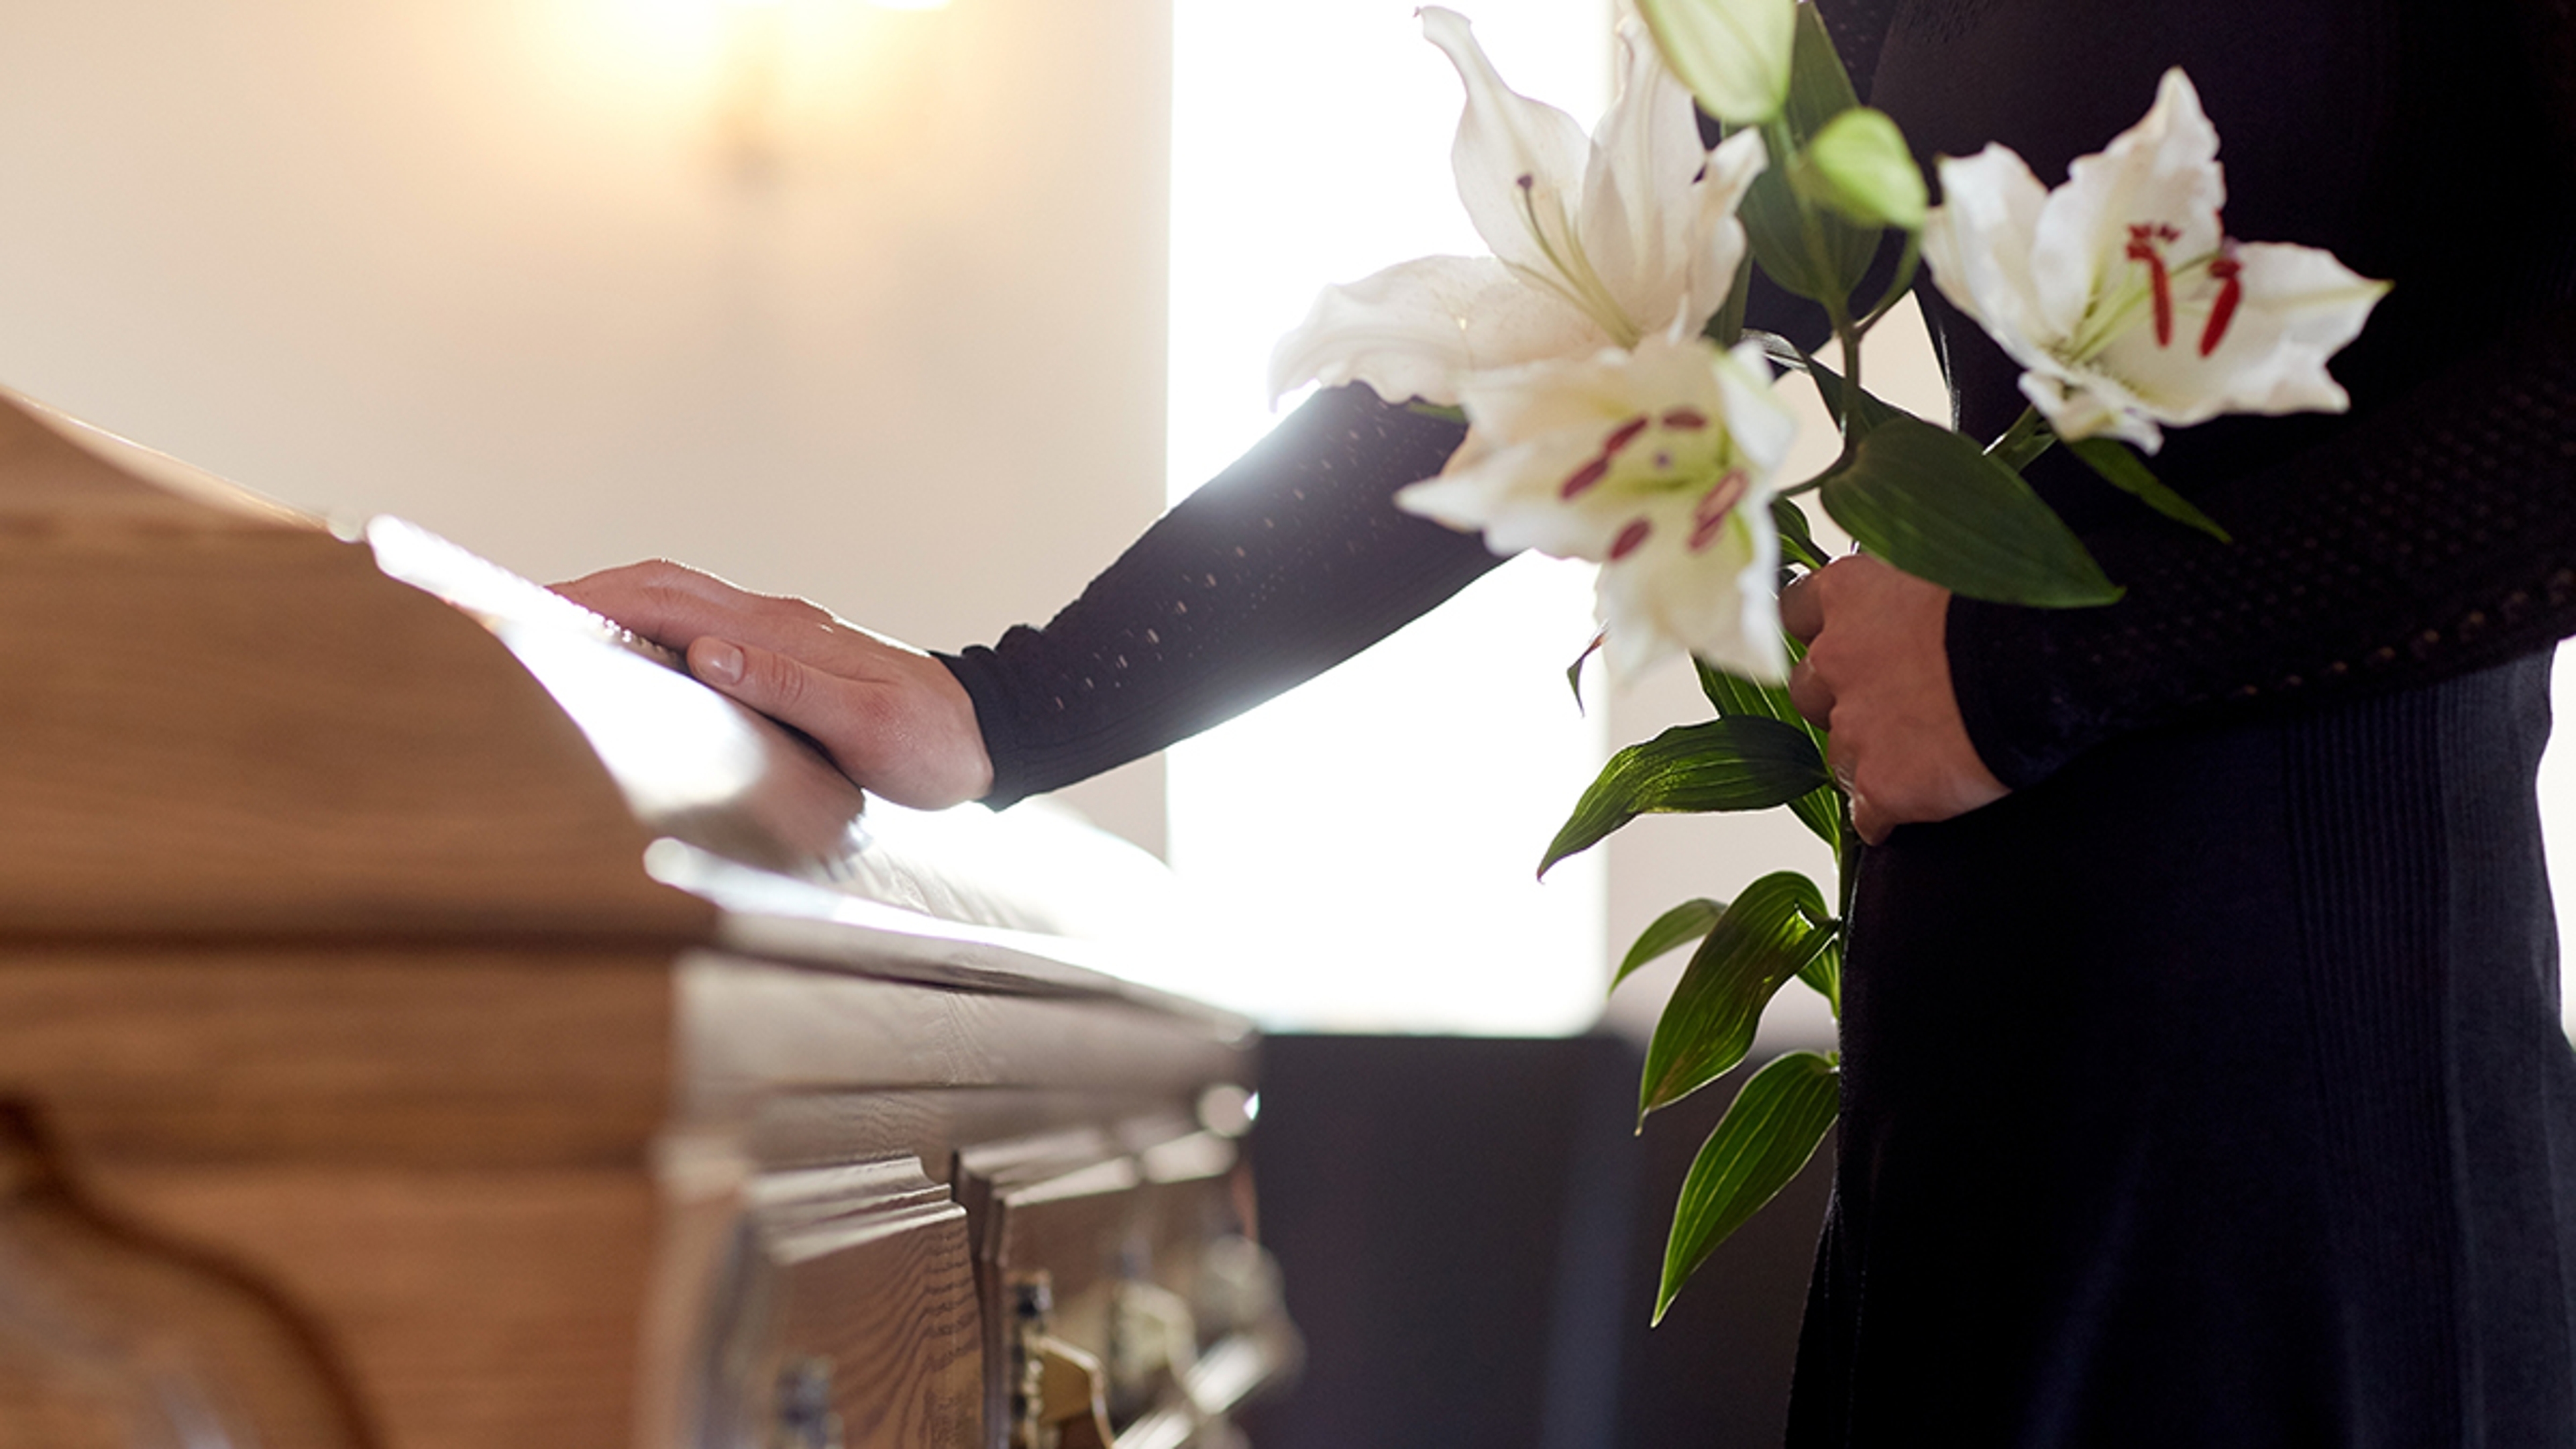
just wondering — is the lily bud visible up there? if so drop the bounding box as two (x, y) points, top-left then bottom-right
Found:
(1634, 0), (1796, 127)
(1792, 107), (1927, 232)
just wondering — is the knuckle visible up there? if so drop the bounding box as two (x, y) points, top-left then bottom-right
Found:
(753, 649), (809, 712)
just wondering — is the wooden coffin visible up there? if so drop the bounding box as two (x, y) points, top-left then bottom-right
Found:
(0, 392), (1289, 1449)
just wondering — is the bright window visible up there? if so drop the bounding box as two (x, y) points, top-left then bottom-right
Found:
(1165, 0), (1613, 1033)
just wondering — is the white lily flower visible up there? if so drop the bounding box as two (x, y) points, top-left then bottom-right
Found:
(1921, 68), (2390, 452)
(1397, 325), (1799, 682)
(1270, 7), (1768, 407)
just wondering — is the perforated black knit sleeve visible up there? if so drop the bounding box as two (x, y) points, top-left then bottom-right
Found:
(939, 386), (1493, 808)
(1939, 0), (2576, 790)
(1949, 303), (2576, 790)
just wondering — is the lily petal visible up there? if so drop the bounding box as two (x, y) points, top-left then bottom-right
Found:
(1713, 337), (1799, 474)
(1582, 18), (1715, 337)
(2019, 367), (2166, 451)
(2031, 68), (2224, 343)
(1422, 8), (1597, 299)
(1679, 129), (1769, 343)
(1401, 329), (1796, 682)
(1268, 254), (1600, 406)
(1402, 431), (1631, 558)
(1596, 498), (1784, 682)
(2088, 239), (2385, 427)
(1924, 68), (2386, 453)
(1925, 145), (2055, 364)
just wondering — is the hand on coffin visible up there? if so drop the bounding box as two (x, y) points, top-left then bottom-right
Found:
(551, 560), (996, 809)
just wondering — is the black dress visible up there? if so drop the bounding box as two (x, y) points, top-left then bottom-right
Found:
(1798, 5), (2576, 1441)
(941, 1), (2576, 1440)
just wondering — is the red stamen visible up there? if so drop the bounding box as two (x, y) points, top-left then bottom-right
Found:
(2127, 224), (2175, 347)
(1688, 470), (1750, 552)
(1660, 408), (1709, 431)
(1560, 455), (1610, 500)
(2199, 254), (2244, 358)
(1610, 518), (1652, 561)
(1603, 415), (1650, 454)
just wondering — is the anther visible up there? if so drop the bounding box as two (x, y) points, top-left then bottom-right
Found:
(1688, 470), (1749, 552)
(2199, 254), (2243, 358)
(2127, 224), (2176, 347)
(1610, 518), (1652, 561)
(1560, 456), (1610, 500)
(1660, 409), (1709, 431)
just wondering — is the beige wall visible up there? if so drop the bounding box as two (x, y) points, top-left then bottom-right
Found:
(0, 1), (2028, 1036)
(0, 0), (1173, 849)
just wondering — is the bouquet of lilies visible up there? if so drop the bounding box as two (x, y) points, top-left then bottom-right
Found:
(1271, 0), (2388, 1320)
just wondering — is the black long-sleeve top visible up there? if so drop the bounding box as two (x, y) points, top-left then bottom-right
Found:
(944, 0), (2576, 807)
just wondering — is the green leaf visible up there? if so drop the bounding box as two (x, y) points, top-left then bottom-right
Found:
(2067, 437), (2233, 542)
(1741, 328), (1809, 376)
(1694, 656), (1839, 852)
(1770, 495), (1830, 571)
(1542, 718), (1831, 876)
(1735, 7), (1880, 305)
(1640, 872), (1833, 1119)
(1703, 251), (1755, 350)
(1655, 1050), (1840, 1322)
(1634, 0), (1795, 126)
(1613, 898), (1729, 993)
(1779, 2), (1864, 153)
(1695, 657), (1809, 738)
(1566, 632), (1606, 712)
(1820, 417), (2123, 607)
(1792, 107), (1926, 231)
(1804, 361), (1906, 439)
(1796, 934), (1841, 1018)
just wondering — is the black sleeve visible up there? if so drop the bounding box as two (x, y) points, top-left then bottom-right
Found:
(1943, 0), (2576, 790)
(1949, 301), (2576, 790)
(941, 0), (1907, 808)
(940, 386), (1492, 808)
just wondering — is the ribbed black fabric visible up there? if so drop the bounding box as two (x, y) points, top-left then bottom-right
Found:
(1786, 3), (2576, 1442)
(1794, 653), (2576, 1447)
(938, 384), (1493, 806)
(1951, 305), (2576, 790)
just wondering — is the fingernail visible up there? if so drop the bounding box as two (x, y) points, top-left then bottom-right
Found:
(698, 639), (743, 685)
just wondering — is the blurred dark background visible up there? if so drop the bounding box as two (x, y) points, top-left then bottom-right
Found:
(1240, 1033), (1835, 1449)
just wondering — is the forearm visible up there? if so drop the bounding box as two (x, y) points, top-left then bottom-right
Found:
(942, 384), (1496, 806)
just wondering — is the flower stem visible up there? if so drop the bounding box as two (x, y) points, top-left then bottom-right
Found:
(1986, 405), (2057, 472)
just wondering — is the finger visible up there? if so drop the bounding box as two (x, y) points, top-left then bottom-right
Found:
(1779, 570), (1825, 643)
(553, 562), (755, 647)
(1851, 789), (1892, 847)
(690, 635), (822, 731)
(564, 565), (839, 662)
(1787, 656), (1835, 727)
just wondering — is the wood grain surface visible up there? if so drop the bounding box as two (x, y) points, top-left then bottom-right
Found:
(750, 1157), (984, 1449)
(0, 949), (678, 1167)
(80, 1161), (661, 1449)
(0, 395), (1271, 1449)
(678, 955), (1252, 1118)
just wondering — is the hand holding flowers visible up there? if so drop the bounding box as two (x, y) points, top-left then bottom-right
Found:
(1273, 0), (2387, 1320)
